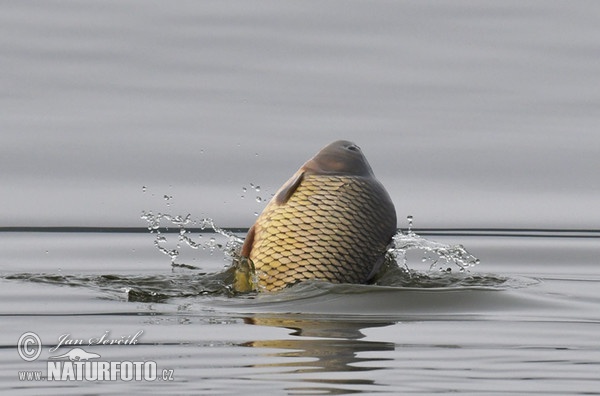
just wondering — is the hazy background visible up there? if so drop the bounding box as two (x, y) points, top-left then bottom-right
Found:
(2, 1), (599, 229)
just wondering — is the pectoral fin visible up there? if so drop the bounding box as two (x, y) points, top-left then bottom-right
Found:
(241, 224), (256, 258)
(274, 170), (304, 205)
(233, 256), (256, 293)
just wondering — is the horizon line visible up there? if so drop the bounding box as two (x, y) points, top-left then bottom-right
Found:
(1, 226), (599, 238)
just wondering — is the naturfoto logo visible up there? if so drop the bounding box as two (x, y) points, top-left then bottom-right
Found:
(17, 331), (174, 382)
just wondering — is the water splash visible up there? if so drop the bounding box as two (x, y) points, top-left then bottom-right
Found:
(2, 213), (498, 307)
(389, 216), (480, 274)
(141, 180), (482, 295)
(241, 183), (272, 205)
(143, 193), (480, 275)
(140, 211), (243, 267)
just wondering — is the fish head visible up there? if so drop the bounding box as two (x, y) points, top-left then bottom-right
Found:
(302, 140), (374, 177)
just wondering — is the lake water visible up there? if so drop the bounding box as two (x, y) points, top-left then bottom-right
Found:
(2, 230), (599, 394)
(2, 1), (600, 394)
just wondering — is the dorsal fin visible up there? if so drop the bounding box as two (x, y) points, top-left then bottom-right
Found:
(274, 170), (305, 205)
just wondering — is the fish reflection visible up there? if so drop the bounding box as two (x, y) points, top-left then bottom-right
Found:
(241, 315), (395, 394)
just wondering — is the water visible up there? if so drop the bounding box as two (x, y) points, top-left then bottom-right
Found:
(3, 0), (600, 228)
(1, 229), (599, 394)
(2, 1), (600, 394)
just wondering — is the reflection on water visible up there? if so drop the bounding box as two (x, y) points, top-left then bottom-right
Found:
(242, 315), (395, 394)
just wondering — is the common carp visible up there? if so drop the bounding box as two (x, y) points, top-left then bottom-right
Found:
(236, 140), (397, 292)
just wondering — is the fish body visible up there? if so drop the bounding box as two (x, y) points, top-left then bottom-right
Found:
(238, 140), (397, 292)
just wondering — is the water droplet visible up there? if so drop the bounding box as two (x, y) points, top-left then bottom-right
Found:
(253, 212), (259, 217)
(254, 185), (260, 192)
(255, 196), (262, 203)
(142, 186), (147, 193)
(242, 187), (247, 193)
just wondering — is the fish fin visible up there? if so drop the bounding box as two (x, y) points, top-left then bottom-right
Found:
(241, 224), (256, 258)
(366, 252), (391, 282)
(275, 170), (305, 205)
(233, 256), (256, 293)
(237, 226), (257, 292)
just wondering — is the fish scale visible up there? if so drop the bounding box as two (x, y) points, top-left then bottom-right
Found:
(249, 174), (395, 291)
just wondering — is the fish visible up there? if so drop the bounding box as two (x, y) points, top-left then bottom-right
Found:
(235, 140), (397, 292)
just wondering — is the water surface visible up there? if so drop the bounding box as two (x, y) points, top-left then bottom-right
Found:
(2, 1), (600, 228)
(2, 230), (599, 394)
